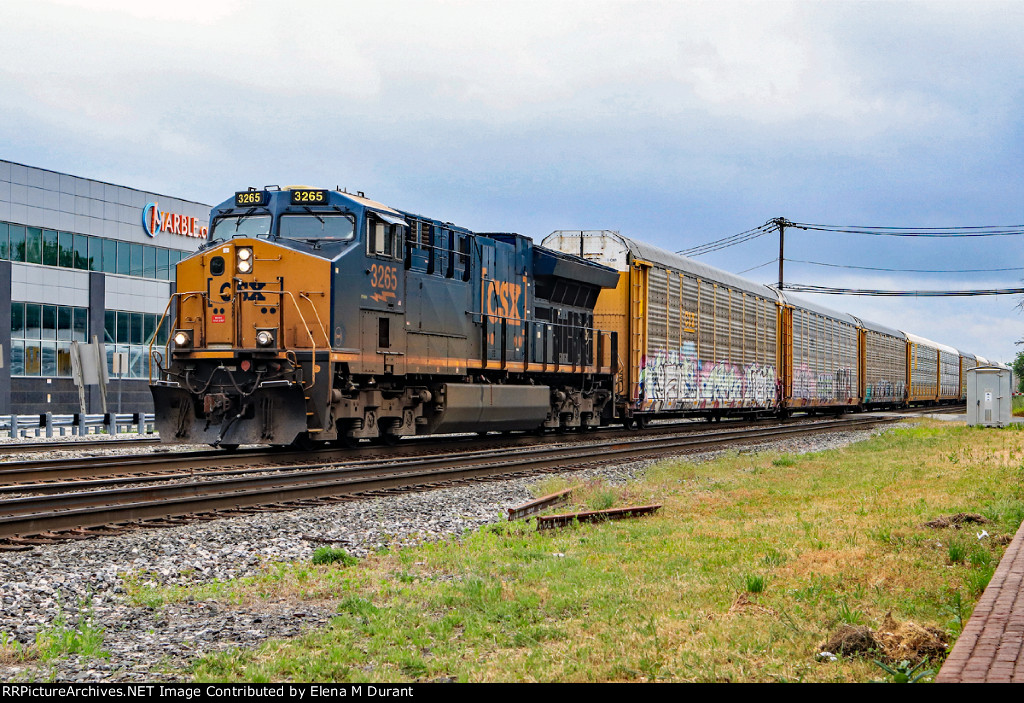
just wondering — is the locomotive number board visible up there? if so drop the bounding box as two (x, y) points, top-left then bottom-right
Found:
(235, 190), (269, 206)
(289, 189), (330, 205)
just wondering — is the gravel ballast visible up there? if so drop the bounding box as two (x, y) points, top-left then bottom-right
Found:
(0, 427), (887, 682)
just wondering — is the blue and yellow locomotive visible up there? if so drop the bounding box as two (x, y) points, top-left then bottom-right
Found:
(150, 187), (619, 447)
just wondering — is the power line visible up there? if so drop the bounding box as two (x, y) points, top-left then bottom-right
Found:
(786, 258), (1024, 274)
(783, 284), (1024, 297)
(788, 222), (1024, 237)
(676, 222), (775, 257)
(736, 258), (778, 275)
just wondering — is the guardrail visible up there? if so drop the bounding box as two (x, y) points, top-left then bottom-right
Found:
(0, 413), (156, 439)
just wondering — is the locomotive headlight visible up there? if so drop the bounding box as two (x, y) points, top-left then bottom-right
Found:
(255, 329), (276, 348)
(173, 330), (192, 348)
(236, 247), (253, 273)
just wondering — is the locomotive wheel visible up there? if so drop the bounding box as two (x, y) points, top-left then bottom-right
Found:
(291, 433), (326, 450)
(375, 433), (400, 446)
(336, 434), (361, 449)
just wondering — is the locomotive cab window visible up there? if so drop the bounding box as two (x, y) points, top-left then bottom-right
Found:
(211, 215), (271, 239)
(279, 213), (355, 242)
(367, 216), (402, 260)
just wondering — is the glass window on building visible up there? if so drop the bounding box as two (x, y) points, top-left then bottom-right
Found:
(25, 304), (41, 339)
(41, 342), (57, 377)
(157, 248), (170, 280)
(41, 305), (57, 340)
(9, 225), (25, 262)
(58, 307), (72, 341)
(9, 340), (24, 376)
(57, 342), (72, 376)
(42, 229), (58, 266)
(59, 231), (74, 268)
(88, 236), (103, 272)
(117, 241), (131, 275)
(73, 233), (89, 270)
(102, 239), (117, 274)
(24, 343), (41, 376)
(0, 222), (8, 259)
(104, 310), (116, 344)
(130, 243), (143, 277)
(130, 312), (144, 345)
(9, 302), (89, 377)
(26, 227), (42, 264)
(73, 307), (88, 343)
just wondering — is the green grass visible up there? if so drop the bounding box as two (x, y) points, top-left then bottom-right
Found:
(123, 420), (1024, 683)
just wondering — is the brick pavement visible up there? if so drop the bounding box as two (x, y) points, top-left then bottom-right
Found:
(936, 518), (1024, 683)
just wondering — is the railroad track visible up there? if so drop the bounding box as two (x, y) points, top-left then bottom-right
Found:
(0, 414), (899, 545)
(0, 436), (162, 455)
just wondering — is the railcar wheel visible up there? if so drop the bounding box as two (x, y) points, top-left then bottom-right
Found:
(218, 444), (239, 452)
(622, 416), (636, 430)
(636, 416), (650, 430)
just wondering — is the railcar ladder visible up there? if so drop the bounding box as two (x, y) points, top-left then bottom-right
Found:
(629, 262), (649, 406)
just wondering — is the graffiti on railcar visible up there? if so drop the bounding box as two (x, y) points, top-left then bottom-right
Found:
(864, 379), (905, 403)
(744, 363), (776, 406)
(638, 349), (698, 404)
(792, 364), (816, 399)
(792, 365), (856, 401)
(639, 350), (776, 407)
(699, 362), (744, 402)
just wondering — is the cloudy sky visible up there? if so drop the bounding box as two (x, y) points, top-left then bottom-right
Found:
(2, 0), (1023, 362)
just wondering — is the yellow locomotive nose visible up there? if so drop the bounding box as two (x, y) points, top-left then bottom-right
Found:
(171, 238), (331, 353)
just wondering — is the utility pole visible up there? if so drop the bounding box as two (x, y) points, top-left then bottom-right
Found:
(772, 217), (792, 289)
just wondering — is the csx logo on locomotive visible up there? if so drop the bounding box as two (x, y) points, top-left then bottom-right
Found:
(484, 278), (523, 324)
(217, 281), (268, 302)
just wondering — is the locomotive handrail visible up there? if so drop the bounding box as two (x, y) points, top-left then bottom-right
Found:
(149, 291), (208, 384)
(251, 289), (328, 391)
(466, 311), (613, 375)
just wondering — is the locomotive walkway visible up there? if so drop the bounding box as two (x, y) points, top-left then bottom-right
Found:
(936, 516), (1024, 682)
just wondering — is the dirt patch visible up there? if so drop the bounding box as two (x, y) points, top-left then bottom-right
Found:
(923, 513), (991, 529)
(819, 612), (947, 664)
(874, 612), (948, 664)
(820, 625), (879, 657)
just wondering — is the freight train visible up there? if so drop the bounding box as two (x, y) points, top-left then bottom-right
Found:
(149, 187), (999, 448)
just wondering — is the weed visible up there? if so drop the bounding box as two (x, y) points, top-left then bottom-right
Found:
(0, 632), (25, 665)
(946, 541), (967, 565)
(968, 547), (992, 568)
(312, 547), (358, 567)
(34, 606), (107, 661)
(872, 657), (935, 683)
(588, 490), (616, 512)
(836, 602), (864, 626)
(965, 566), (995, 597)
(772, 456), (796, 467)
(762, 549), (787, 567)
(744, 574), (766, 593)
(943, 589), (968, 636)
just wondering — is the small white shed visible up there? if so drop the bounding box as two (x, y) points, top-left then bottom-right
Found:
(966, 366), (1012, 427)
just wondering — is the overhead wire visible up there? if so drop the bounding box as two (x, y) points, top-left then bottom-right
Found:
(678, 218), (1024, 296)
(785, 258), (1023, 274)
